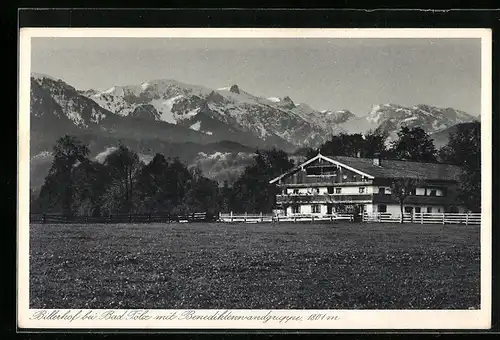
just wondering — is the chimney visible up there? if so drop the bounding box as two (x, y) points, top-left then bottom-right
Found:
(373, 153), (380, 166)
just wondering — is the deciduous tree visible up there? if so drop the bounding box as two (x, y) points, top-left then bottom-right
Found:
(390, 178), (421, 223)
(439, 122), (481, 211)
(104, 143), (142, 212)
(38, 135), (90, 215)
(231, 148), (294, 213)
(390, 127), (437, 162)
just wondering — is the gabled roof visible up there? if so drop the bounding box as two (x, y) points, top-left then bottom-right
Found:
(330, 156), (462, 182)
(269, 153), (374, 184)
(269, 153), (463, 184)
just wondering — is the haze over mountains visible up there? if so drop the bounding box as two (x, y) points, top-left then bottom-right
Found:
(29, 73), (479, 188)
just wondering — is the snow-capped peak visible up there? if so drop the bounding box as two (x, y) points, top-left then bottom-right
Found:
(102, 86), (116, 94)
(366, 104), (384, 123)
(267, 97), (281, 103)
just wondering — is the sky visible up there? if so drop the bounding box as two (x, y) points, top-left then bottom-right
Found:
(30, 37), (481, 116)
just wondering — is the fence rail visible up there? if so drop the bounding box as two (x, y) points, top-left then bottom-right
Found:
(362, 212), (481, 225)
(30, 212), (216, 224)
(30, 212), (481, 225)
(219, 213), (354, 223)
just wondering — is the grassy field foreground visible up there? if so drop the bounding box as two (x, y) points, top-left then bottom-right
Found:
(29, 222), (480, 309)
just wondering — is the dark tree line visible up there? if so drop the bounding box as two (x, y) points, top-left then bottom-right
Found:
(31, 136), (295, 216)
(33, 136), (222, 216)
(302, 127), (437, 163)
(32, 123), (480, 216)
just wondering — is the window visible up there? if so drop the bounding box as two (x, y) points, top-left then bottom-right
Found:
(404, 206), (413, 213)
(359, 187), (365, 194)
(292, 205), (300, 214)
(327, 187), (334, 194)
(429, 189), (437, 197)
(335, 187), (342, 194)
(378, 204), (387, 213)
(415, 207), (421, 213)
(306, 167), (321, 176)
(427, 207), (432, 213)
(311, 204), (321, 213)
(313, 188), (320, 194)
(437, 208), (442, 213)
(378, 187), (386, 195)
(293, 189), (299, 195)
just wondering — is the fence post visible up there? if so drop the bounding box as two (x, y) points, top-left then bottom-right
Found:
(85, 215), (88, 223)
(42, 214), (46, 224)
(261, 212), (263, 222)
(244, 212), (247, 222)
(312, 215), (315, 223)
(421, 213), (423, 224)
(230, 211), (233, 223)
(442, 213), (445, 225)
(465, 213), (469, 225)
(148, 213), (151, 223)
(129, 214), (132, 223)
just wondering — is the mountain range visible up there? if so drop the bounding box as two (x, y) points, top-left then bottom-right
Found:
(29, 73), (479, 189)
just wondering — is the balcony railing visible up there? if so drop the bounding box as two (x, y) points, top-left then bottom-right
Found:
(277, 193), (451, 205)
(276, 193), (373, 204)
(278, 177), (373, 186)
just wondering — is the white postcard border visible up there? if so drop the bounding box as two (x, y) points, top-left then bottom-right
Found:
(17, 27), (493, 330)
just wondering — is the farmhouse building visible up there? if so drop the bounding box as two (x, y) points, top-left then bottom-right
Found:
(269, 153), (466, 217)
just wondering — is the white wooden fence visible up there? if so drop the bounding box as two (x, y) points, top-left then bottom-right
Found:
(219, 213), (353, 223)
(362, 212), (481, 225)
(218, 212), (480, 225)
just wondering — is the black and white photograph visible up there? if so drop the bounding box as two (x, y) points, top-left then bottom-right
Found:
(17, 28), (492, 329)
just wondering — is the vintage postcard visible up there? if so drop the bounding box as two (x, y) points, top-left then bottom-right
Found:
(18, 28), (492, 330)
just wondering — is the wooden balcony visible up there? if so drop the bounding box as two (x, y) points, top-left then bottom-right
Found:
(277, 193), (451, 206)
(278, 181), (373, 188)
(276, 193), (373, 204)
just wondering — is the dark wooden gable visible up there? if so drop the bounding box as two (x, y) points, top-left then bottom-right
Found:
(279, 157), (368, 185)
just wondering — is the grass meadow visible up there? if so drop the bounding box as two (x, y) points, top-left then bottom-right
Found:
(29, 222), (480, 309)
